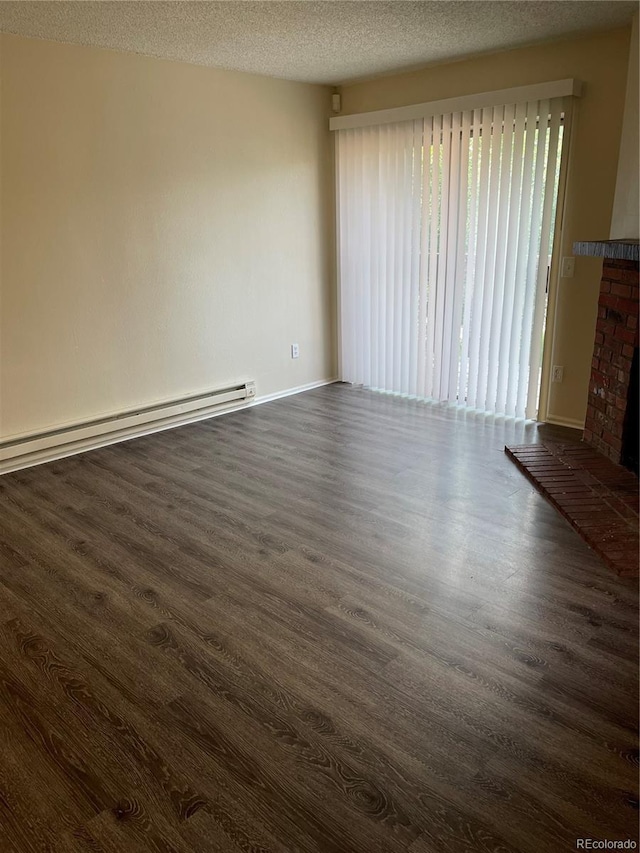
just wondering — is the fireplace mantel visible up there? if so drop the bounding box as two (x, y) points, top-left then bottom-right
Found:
(573, 239), (639, 262)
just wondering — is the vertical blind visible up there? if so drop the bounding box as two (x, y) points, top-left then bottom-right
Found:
(336, 97), (564, 419)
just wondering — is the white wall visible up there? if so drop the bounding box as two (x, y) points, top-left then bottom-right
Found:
(611, 13), (639, 239)
(0, 34), (336, 439)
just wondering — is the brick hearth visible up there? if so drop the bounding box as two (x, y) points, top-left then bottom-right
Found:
(505, 440), (639, 577)
(583, 258), (639, 464)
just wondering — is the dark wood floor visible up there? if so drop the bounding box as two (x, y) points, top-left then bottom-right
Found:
(0, 383), (637, 852)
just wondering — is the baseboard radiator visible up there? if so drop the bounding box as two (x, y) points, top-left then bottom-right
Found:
(0, 381), (256, 475)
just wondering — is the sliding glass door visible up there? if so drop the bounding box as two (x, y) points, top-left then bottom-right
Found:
(336, 95), (565, 419)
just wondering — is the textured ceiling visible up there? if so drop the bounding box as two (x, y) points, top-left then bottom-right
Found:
(0, 1), (636, 85)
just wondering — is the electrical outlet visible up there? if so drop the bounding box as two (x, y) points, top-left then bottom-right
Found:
(552, 365), (564, 383)
(291, 343), (300, 359)
(561, 257), (575, 278)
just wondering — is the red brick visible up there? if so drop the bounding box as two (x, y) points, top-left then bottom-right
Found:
(622, 343), (635, 359)
(617, 327), (636, 344)
(626, 314), (638, 330)
(604, 259), (635, 270)
(621, 267), (640, 284)
(602, 430), (622, 451)
(611, 407), (625, 423)
(596, 319), (615, 336)
(600, 293), (619, 309)
(616, 297), (638, 315)
(611, 283), (632, 298)
(611, 354), (631, 370)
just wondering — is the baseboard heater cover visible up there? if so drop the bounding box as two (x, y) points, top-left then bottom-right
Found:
(0, 381), (256, 474)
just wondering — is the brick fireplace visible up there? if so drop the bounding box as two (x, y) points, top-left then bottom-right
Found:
(503, 240), (638, 577)
(574, 241), (639, 473)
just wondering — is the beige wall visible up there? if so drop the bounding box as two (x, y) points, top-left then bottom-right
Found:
(340, 28), (631, 427)
(0, 34), (336, 439)
(611, 13), (639, 240)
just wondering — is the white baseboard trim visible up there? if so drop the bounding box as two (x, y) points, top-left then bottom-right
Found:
(0, 378), (339, 475)
(543, 414), (585, 430)
(250, 377), (338, 407)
